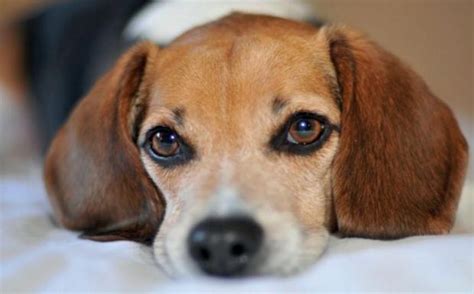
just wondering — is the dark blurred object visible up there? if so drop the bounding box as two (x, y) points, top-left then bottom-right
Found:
(23, 0), (151, 151)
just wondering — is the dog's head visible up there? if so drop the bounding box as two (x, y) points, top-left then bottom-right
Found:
(44, 14), (468, 277)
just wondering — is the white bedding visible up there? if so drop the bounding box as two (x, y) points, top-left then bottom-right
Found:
(1, 163), (473, 292)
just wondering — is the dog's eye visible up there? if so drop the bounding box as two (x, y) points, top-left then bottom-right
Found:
(270, 112), (334, 155)
(287, 117), (323, 145)
(148, 127), (180, 157)
(144, 126), (195, 167)
(145, 126), (181, 158)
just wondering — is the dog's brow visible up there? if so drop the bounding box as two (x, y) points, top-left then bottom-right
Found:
(172, 108), (185, 125)
(327, 75), (343, 110)
(272, 97), (288, 114)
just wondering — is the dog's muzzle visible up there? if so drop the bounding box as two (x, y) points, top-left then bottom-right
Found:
(187, 216), (264, 277)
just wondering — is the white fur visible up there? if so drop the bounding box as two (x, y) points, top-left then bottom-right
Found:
(149, 174), (329, 276)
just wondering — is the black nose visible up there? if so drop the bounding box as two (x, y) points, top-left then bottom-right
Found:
(187, 217), (264, 277)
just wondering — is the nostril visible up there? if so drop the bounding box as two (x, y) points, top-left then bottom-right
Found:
(230, 242), (246, 258)
(198, 246), (211, 261)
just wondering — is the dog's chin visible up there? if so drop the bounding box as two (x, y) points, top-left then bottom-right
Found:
(152, 207), (330, 278)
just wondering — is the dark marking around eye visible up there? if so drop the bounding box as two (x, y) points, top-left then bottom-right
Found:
(142, 126), (195, 168)
(270, 112), (340, 155)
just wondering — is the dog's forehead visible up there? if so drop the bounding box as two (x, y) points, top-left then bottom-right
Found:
(145, 15), (338, 127)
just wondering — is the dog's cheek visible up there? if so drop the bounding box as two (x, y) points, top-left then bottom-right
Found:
(294, 171), (333, 232)
(153, 175), (215, 277)
(160, 210), (200, 277)
(293, 135), (339, 232)
(263, 138), (336, 274)
(152, 196), (183, 276)
(274, 227), (329, 275)
(150, 195), (185, 275)
(252, 207), (330, 275)
(295, 227), (330, 272)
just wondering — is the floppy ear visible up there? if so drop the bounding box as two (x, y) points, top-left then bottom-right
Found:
(44, 42), (163, 244)
(322, 26), (468, 238)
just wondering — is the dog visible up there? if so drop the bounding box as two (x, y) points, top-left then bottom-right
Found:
(44, 13), (468, 277)
(21, 0), (314, 151)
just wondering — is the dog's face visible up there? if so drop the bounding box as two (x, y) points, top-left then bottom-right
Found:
(44, 14), (468, 277)
(139, 30), (340, 275)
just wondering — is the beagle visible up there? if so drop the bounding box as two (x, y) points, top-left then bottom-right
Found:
(44, 13), (468, 277)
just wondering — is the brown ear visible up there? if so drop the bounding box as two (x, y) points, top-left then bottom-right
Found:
(44, 42), (163, 244)
(323, 26), (468, 238)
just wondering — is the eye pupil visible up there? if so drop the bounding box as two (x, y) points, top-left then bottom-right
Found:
(157, 132), (177, 144)
(296, 120), (314, 136)
(287, 117), (322, 145)
(150, 129), (180, 157)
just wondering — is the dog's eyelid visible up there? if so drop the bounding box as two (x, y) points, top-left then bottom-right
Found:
(138, 125), (171, 147)
(138, 114), (188, 145)
(279, 110), (333, 126)
(140, 125), (192, 147)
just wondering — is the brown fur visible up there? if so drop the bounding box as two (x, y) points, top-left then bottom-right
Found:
(325, 27), (468, 238)
(44, 43), (163, 244)
(44, 13), (468, 249)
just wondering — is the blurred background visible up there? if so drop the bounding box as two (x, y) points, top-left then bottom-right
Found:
(0, 0), (472, 176)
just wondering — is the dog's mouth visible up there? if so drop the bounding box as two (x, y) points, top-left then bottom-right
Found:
(152, 184), (331, 278)
(187, 216), (264, 277)
(154, 202), (330, 278)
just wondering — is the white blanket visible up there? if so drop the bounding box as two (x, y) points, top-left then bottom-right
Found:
(1, 163), (473, 292)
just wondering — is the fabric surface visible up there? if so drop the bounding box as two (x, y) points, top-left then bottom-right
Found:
(1, 163), (473, 292)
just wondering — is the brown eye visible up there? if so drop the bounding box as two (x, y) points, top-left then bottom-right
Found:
(150, 128), (180, 157)
(270, 112), (334, 155)
(287, 118), (323, 145)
